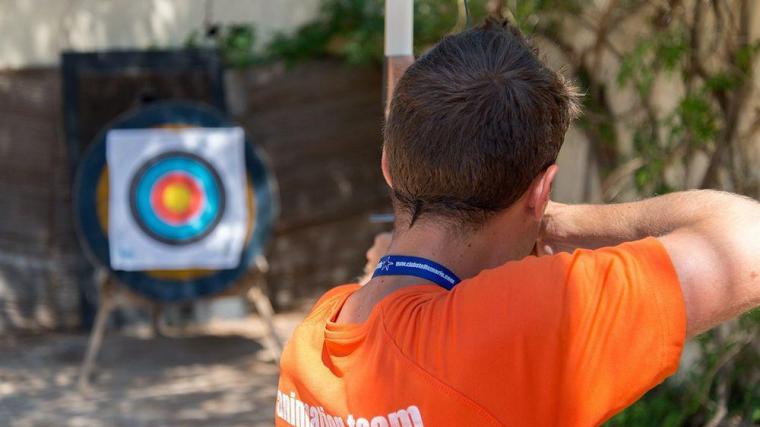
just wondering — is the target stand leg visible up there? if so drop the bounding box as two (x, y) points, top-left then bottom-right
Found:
(151, 303), (167, 338)
(247, 256), (283, 362)
(78, 274), (117, 392)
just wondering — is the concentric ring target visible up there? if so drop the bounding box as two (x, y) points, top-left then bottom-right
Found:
(73, 101), (278, 302)
(130, 152), (225, 245)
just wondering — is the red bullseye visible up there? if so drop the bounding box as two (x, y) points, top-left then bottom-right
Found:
(150, 172), (204, 225)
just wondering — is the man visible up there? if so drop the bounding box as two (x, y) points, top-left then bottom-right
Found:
(276, 19), (760, 426)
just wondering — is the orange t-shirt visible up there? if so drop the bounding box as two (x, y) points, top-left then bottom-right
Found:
(276, 238), (686, 426)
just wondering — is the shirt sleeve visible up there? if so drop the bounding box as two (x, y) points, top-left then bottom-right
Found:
(393, 237), (686, 426)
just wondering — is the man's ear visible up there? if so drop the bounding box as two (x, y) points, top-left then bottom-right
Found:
(527, 164), (558, 220)
(381, 148), (393, 188)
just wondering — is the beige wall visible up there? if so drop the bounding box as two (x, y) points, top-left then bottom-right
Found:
(0, 0), (321, 69)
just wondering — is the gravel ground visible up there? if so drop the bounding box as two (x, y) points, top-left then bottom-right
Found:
(0, 312), (305, 427)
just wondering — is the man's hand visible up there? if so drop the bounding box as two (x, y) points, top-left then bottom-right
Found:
(360, 232), (393, 284)
(534, 201), (564, 256)
(535, 201), (590, 256)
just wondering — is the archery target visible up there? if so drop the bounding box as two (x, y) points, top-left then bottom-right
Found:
(74, 101), (277, 302)
(107, 127), (247, 271)
(130, 152), (225, 245)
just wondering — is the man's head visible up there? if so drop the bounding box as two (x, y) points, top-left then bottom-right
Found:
(383, 18), (579, 242)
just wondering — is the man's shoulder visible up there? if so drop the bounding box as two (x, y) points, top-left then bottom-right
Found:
(317, 283), (361, 305)
(303, 283), (361, 321)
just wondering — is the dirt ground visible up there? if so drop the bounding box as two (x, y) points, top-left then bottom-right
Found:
(0, 312), (306, 427)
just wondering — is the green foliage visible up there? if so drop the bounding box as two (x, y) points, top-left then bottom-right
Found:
(267, 0), (386, 65)
(614, 20), (745, 195)
(220, 25), (259, 68)
(267, 0), (493, 65)
(676, 93), (718, 146)
(617, 29), (687, 99)
(187, 0), (492, 67)
(657, 30), (688, 72)
(704, 72), (740, 93)
(605, 384), (688, 427)
(617, 41), (656, 97)
(266, 23), (334, 64)
(188, 0), (590, 67)
(185, 23), (262, 68)
(735, 40), (760, 74)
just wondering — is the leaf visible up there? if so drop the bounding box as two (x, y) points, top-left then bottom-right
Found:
(656, 30), (687, 71)
(705, 72), (741, 93)
(734, 40), (760, 74)
(678, 93), (718, 146)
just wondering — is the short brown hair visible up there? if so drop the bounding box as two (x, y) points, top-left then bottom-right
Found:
(384, 19), (580, 228)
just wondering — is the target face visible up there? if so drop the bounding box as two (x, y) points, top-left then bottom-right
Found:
(106, 126), (248, 271)
(130, 152), (225, 245)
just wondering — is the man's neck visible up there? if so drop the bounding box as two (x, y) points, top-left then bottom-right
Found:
(336, 213), (534, 324)
(382, 222), (500, 281)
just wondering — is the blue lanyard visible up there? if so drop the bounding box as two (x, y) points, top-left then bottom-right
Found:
(372, 255), (461, 290)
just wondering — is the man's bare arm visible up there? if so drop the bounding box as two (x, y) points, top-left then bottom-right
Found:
(541, 190), (760, 338)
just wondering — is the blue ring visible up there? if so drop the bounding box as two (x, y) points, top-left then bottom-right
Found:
(132, 155), (223, 244)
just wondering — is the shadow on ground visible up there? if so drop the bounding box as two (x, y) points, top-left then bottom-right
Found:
(0, 314), (304, 427)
